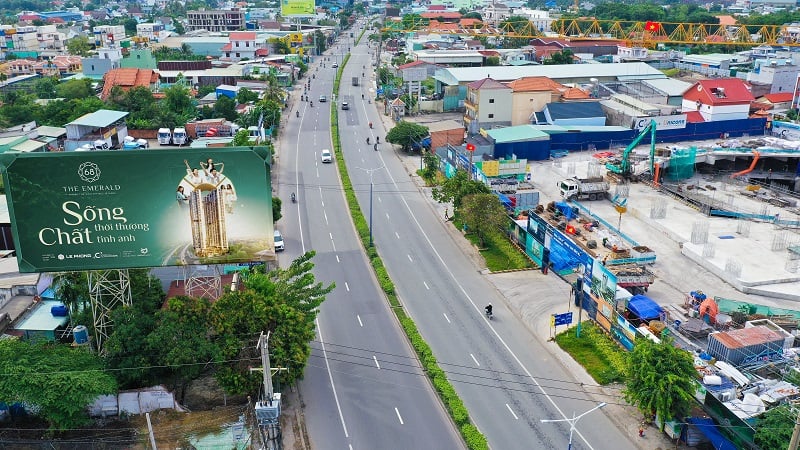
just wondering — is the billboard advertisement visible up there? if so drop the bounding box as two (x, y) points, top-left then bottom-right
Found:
(2, 147), (274, 273)
(633, 115), (687, 131)
(281, 0), (315, 16)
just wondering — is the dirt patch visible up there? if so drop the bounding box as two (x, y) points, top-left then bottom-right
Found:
(131, 405), (247, 449)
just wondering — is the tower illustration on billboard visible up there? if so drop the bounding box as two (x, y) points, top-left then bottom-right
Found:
(189, 188), (229, 257)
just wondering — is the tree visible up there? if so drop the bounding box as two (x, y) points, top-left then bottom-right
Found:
(34, 77), (58, 99)
(623, 338), (696, 428)
(147, 296), (220, 402)
(544, 50), (574, 65)
(173, 20), (185, 35)
(213, 94), (238, 121)
(0, 339), (117, 429)
(385, 121), (429, 152)
(236, 87), (259, 105)
(211, 252), (333, 395)
(754, 404), (794, 449)
(273, 196), (282, 223)
(66, 35), (91, 56)
(431, 169), (490, 209)
(123, 18), (138, 37)
(56, 78), (94, 99)
(231, 129), (255, 146)
(0, 93), (39, 127)
(460, 193), (508, 247)
(420, 150), (438, 183)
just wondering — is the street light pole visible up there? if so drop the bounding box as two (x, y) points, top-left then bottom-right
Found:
(540, 402), (606, 450)
(357, 166), (385, 247)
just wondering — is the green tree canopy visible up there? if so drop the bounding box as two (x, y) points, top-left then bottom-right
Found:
(754, 404), (794, 449)
(56, 78), (95, 100)
(34, 77), (58, 99)
(432, 169), (491, 209)
(213, 94), (238, 121)
(385, 121), (429, 152)
(211, 252), (333, 395)
(66, 35), (92, 56)
(460, 193), (508, 247)
(0, 339), (117, 429)
(623, 338), (696, 428)
(236, 87), (260, 105)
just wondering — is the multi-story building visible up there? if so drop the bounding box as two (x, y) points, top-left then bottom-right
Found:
(35, 25), (66, 52)
(747, 59), (800, 94)
(3, 26), (41, 54)
(464, 77), (513, 133)
(681, 78), (754, 122)
(83, 47), (123, 78)
(221, 31), (268, 61)
(136, 23), (168, 42)
(186, 9), (246, 33)
(92, 25), (126, 47)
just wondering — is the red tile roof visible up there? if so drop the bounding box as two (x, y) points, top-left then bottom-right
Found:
(255, 48), (269, 56)
(506, 76), (565, 92)
(101, 68), (159, 100)
(762, 92), (793, 103)
(397, 60), (426, 70)
(230, 31), (256, 41)
(467, 77), (510, 90)
(428, 20), (459, 31)
(460, 18), (482, 27)
(683, 78), (754, 105)
(221, 43), (233, 51)
(421, 11), (462, 19)
(428, 5), (447, 10)
(478, 50), (500, 57)
(685, 111), (705, 123)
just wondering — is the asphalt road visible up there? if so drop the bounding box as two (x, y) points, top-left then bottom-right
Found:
(336, 34), (643, 450)
(276, 25), (463, 450)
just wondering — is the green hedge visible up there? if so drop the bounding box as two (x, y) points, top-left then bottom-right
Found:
(328, 52), (487, 450)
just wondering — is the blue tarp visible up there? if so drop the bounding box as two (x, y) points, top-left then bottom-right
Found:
(627, 295), (663, 320)
(686, 418), (737, 450)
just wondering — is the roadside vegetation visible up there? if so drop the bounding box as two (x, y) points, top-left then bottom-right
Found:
(331, 31), (486, 450)
(555, 321), (627, 385)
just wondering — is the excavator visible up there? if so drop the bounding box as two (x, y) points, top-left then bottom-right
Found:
(605, 119), (657, 180)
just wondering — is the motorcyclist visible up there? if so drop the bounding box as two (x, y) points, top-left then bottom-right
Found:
(310, 101), (313, 107)
(291, 192), (296, 203)
(373, 143), (378, 151)
(485, 304), (493, 316)
(296, 111), (300, 118)
(376, 136), (380, 144)
(366, 137), (370, 144)
(368, 122), (373, 129)
(362, 93), (365, 99)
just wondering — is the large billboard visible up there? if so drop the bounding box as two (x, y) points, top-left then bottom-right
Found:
(281, 0), (315, 16)
(1, 147), (274, 273)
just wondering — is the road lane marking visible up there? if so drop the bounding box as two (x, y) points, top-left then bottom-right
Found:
(386, 213), (390, 220)
(357, 315), (363, 327)
(395, 407), (404, 425)
(345, 282), (350, 291)
(423, 281), (429, 290)
(407, 254), (413, 262)
(443, 313), (451, 323)
(336, 254), (340, 263)
(386, 160), (598, 449)
(373, 355), (381, 369)
(331, 240), (337, 252)
(506, 404), (519, 420)
(315, 318), (349, 437)
(470, 354), (480, 367)
(324, 211), (329, 224)
(377, 196), (382, 203)
(330, 232), (334, 240)
(395, 232), (400, 239)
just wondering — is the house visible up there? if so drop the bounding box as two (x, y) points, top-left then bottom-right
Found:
(100, 68), (160, 101)
(752, 92), (794, 112)
(64, 109), (129, 151)
(395, 60), (441, 78)
(681, 78), (755, 122)
(136, 23), (169, 42)
(464, 77), (513, 133)
(483, 3), (511, 26)
(746, 59), (800, 94)
(533, 101), (606, 126)
(506, 76), (586, 125)
(221, 31), (267, 62)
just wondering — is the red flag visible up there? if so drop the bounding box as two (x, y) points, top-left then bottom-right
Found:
(645, 21), (660, 32)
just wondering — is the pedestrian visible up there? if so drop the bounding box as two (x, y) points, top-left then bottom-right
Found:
(638, 423), (645, 438)
(444, 208), (449, 220)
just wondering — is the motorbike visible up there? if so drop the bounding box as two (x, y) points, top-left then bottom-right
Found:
(369, 122), (373, 129)
(376, 137), (380, 144)
(313, 74), (315, 79)
(310, 101), (313, 107)
(485, 306), (493, 320)
(366, 137), (370, 144)
(291, 192), (296, 203)
(373, 143), (378, 151)
(296, 111), (300, 118)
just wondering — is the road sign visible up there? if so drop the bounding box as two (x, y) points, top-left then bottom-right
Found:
(552, 312), (573, 326)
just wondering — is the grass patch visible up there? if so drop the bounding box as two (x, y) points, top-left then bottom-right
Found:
(454, 218), (534, 272)
(554, 321), (627, 385)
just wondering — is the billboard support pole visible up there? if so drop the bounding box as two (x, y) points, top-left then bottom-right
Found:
(89, 269), (131, 354)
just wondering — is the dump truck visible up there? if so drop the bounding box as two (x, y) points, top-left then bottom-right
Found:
(607, 264), (655, 294)
(558, 177), (610, 201)
(352, 77), (359, 86)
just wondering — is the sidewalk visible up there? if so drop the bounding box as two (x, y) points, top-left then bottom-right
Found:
(376, 114), (685, 449)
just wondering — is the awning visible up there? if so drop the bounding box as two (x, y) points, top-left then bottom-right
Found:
(686, 418), (737, 450)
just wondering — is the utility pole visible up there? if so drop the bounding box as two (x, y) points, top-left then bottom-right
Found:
(146, 412), (157, 450)
(251, 331), (287, 450)
(356, 166), (385, 247)
(541, 402), (607, 450)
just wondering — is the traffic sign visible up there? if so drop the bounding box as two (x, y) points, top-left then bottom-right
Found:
(552, 312), (573, 326)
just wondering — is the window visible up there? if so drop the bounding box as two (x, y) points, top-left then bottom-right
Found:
(91, 65), (95, 70)
(489, 98), (495, 103)
(235, 41), (239, 47)
(246, 42), (250, 47)
(488, 113), (494, 118)
(236, 53), (240, 58)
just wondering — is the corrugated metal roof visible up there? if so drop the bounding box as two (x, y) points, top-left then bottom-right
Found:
(711, 325), (784, 349)
(439, 62), (665, 84)
(14, 300), (70, 332)
(643, 78), (692, 96)
(486, 125), (549, 143)
(35, 125), (66, 137)
(69, 110), (129, 127)
(427, 120), (464, 133)
(11, 140), (48, 153)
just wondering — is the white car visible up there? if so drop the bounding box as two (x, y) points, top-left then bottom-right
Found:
(274, 229), (284, 252)
(321, 149), (333, 163)
(319, 95), (327, 103)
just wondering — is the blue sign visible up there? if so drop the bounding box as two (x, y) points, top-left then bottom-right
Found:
(553, 312), (573, 326)
(377, 88), (384, 94)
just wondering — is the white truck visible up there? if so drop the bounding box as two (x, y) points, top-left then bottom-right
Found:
(157, 128), (172, 145)
(172, 127), (187, 146)
(558, 177), (610, 201)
